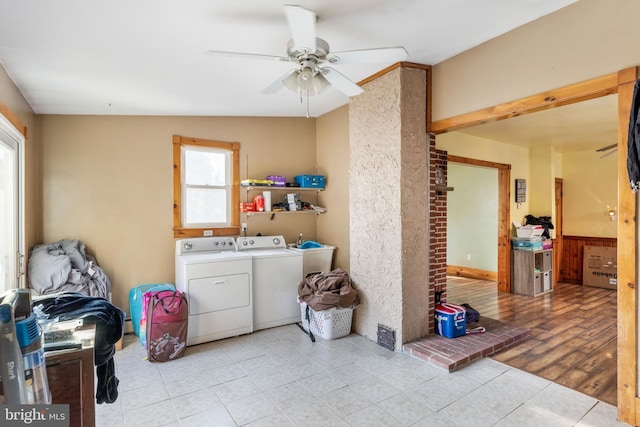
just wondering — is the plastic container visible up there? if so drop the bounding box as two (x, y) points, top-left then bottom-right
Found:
(300, 302), (353, 340)
(289, 245), (335, 278)
(266, 175), (286, 186)
(294, 175), (325, 188)
(511, 237), (543, 251)
(435, 303), (466, 338)
(543, 271), (551, 291)
(263, 191), (272, 211)
(515, 225), (544, 238)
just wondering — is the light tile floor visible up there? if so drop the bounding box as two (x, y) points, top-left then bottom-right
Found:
(96, 325), (627, 427)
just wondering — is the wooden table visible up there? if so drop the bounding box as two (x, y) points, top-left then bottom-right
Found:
(45, 323), (95, 427)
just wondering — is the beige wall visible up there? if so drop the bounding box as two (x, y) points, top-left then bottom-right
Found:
(39, 115), (316, 311)
(316, 105), (350, 271)
(432, 0), (637, 244)
(0, 64), (40, 250)
(432, 0), (640, 121)
(563, 150), (617, 237)
(439, 133), (618, 241)
(437, 131), (531, 229)
(529, 146), (557, 228)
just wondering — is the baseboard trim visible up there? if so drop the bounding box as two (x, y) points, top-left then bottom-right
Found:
(447, 265), (497, 281)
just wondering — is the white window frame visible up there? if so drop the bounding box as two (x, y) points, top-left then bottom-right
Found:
(172, 135), (240, 238)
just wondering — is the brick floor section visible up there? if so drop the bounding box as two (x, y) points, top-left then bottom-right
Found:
(403, 317), (531, 372)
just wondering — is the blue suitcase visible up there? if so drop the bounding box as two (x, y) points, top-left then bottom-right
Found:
(129, 283), (175, 336)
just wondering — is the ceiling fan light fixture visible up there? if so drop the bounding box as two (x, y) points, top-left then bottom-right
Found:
(282, 67), (330, 97)
(282, 71), (301, 93)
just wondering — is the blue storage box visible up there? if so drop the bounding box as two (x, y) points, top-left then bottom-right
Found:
(511, 237), (543, 251)
(129, 283), (175, 336)
(435, 303), (466, 338)
(294, 175), (325, 188)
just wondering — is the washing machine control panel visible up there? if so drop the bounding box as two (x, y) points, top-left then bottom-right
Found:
(237, 235), (286, 250)
(176, 237), (238, 254)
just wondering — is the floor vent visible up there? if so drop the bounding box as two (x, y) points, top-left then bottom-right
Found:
(377, 324), (395, 351)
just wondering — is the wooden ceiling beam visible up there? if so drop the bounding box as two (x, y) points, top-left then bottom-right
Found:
(431, 72), (620, 135)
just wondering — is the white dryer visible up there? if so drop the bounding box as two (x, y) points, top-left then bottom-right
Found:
(175, 237), (253, 346)
(237, 235), (303, 331)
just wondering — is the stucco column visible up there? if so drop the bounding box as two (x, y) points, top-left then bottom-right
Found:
(349, 66), (429, 350)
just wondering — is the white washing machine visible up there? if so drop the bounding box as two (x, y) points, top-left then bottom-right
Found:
(237, 235), (303, 331)
(175, 237), (253, 346)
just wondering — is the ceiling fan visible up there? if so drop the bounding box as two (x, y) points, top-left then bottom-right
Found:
(597, 143), (617, 159)
(205, 5), (408, 113)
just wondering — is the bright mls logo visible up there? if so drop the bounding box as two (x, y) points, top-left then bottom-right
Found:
(1, 405), (69, 426)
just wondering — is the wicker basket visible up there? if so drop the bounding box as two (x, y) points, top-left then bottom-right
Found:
(300, 302), (353, 340)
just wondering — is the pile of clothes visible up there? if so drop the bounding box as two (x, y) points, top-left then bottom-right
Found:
(298, 269), (360, 311)
(28, 239), (111, 299)
(34, 293), (125, 404)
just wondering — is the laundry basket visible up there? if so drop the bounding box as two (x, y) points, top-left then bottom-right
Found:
(300, 301), (353, 340)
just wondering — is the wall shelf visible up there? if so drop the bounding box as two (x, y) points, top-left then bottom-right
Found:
(243, 210), (324, 216)
(242, 186), (324, 192)
(241, 185), (326, 216)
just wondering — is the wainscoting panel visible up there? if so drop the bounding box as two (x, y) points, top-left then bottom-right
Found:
(561, 235), (617, 284)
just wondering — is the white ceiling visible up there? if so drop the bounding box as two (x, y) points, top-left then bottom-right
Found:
(0, 0), (577, 118)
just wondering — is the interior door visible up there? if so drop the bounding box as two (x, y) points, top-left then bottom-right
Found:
(0, 113), (25, 293)
(554, 178), (563, 284)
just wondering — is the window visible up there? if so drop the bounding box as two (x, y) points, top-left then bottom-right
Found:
(173, 135), (240, 237)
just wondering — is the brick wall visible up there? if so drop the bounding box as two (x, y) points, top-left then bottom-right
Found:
(428, 133), (448, 333)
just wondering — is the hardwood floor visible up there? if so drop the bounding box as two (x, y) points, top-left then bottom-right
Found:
(446, 276), (618, 406)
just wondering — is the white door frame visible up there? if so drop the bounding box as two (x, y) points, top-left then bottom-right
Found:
(0, 112), (25, 291)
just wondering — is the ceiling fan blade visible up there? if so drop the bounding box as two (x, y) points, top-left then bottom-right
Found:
(322, 67), (364, 97)
(262, 70), (297, 94)
(205, 50), (289, 62)
(284, 5), (316, 51)
(327, 47), (408, 65)
(596, 143), (618, 152)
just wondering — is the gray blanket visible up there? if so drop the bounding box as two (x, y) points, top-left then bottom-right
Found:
(28, 239), (111, 299)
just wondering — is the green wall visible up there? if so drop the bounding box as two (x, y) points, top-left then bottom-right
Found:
(447, 163), (498, 271)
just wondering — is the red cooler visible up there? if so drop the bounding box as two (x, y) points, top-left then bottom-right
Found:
(435, 303), (467, 338)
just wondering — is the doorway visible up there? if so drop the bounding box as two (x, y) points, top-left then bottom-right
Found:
(430, 67), (637, 421)
(445, 155), (511, 290)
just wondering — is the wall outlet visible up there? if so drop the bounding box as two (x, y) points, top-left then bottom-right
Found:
(203, 230), (213, 236)
(466, 254), (472, 260)
(241, 223), (247, 232)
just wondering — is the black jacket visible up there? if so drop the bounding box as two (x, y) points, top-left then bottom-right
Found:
(35, 293), (124, 404)
(627, 79), (640, 191)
